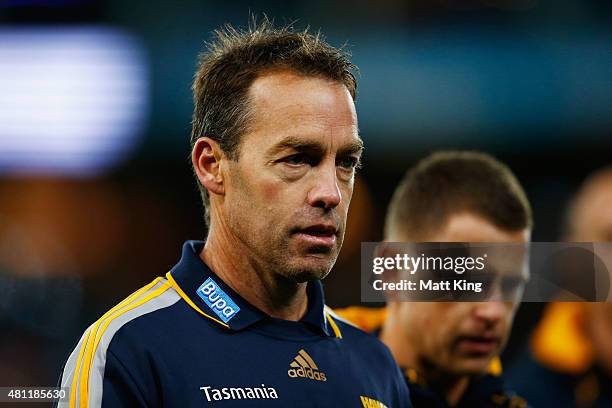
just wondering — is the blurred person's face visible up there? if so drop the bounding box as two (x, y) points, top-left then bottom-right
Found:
(219, 70), (361, 282)
(395, 213), (530, 376)
(571, 175), (612, 374)
(571, 173), (612, 242)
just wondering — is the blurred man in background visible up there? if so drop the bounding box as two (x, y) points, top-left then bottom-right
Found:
(508, 167), (612, 407)
(55, 19), (411, 407)
(337, 151), (532, 407)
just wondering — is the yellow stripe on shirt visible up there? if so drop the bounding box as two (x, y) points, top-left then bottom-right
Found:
(70, 277), (163, 408)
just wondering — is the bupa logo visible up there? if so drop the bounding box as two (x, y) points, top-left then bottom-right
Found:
(197, 277), (240, 323)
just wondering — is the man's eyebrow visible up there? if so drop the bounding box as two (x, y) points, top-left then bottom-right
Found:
(338, 138), (364, 156)
(268, 136), (324, 155)
(268, 136), (364, 156)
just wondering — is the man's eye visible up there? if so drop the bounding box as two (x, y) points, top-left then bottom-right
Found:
(338, 157), (359, 170)
(283, 154), (309, 166)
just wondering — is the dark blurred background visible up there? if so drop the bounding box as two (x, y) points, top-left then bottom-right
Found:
(0, 0), (611, 389)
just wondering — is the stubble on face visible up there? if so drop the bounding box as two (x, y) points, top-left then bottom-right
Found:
(221, 70), (360, 284)
(225, 164), (342, 283)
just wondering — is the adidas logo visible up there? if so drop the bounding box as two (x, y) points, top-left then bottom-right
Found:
(287, 349), (327, 382)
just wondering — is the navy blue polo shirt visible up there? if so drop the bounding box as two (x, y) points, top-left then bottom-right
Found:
(56, 241), (411, 407)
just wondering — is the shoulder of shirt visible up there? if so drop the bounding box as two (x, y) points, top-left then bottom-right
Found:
(325, 307), (399, 365)
(330, 305), (387, 333)
(94, 277), (183, 343)
(57, 277), (182, 408)
(324, 306), (392, 351)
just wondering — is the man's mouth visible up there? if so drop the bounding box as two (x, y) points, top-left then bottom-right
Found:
(456, 335), (501, 355)
(294, 224), (338, 248)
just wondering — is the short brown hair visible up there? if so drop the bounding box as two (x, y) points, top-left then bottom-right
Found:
(385, 151), (532, 239)
(191, 17), (358, 225)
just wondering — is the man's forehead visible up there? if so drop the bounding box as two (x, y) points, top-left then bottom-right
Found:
(571, 172), (612, 238)
(435, 213), (530, 243)
(249, 69), (351, 98)
(574, 189), (612, 240)
(248, 71), (356, 119)
(244, 71), (360, 153)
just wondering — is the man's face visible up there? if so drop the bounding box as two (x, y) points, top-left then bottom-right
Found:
(221, 70), (361, 283)
(571, 175), (612, 374)
(396, 213), (530, 375)
(572, 174), (612, 242)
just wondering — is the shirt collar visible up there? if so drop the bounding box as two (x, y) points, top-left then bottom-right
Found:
(168, 240), (334, 337)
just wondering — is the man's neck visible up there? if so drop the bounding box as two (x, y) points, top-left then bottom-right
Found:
(380, 308), (470, 407)
(201, 225), (309, 321)
(426, 372), (470, 407)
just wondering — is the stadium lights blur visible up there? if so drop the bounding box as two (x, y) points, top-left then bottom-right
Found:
(0, 27), (148, 176)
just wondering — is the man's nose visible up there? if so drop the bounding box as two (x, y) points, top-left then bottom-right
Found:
(472, 301), (508, 325)
(307, 164), (342, 210)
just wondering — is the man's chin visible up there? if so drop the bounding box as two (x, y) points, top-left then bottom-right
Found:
(283, 257), (335, 282)
(450, 356), (495, 377)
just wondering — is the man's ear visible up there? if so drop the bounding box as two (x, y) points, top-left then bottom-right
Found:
(192, 137), (225, 196)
